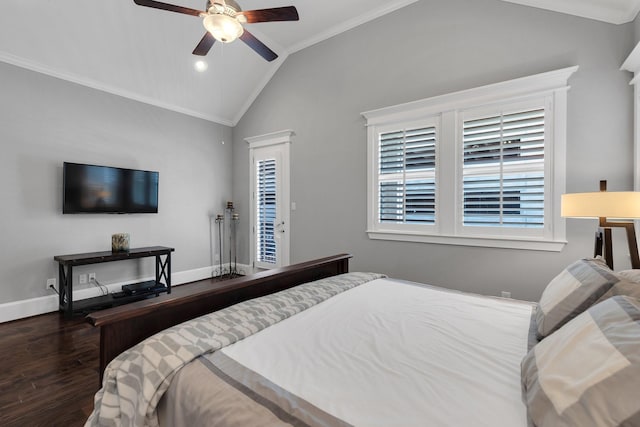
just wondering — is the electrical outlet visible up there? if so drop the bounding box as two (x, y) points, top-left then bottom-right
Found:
(88, 272), (96, 282)
(46, 278), (56, 291)
(501, 291), (511, 298)
(79, 274), (88, 284)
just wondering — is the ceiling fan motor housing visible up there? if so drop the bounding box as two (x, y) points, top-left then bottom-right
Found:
(206, 0), (242, 14)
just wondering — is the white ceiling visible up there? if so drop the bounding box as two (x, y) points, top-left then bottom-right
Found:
(1, 0), (639, 126)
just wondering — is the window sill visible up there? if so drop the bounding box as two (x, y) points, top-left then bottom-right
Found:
(367, 230), (567, 252)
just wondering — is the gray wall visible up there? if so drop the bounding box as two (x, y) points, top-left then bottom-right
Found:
(0, 62), (232, 304)
(233, 0), (636, 302)
(634, 10), (640, 44)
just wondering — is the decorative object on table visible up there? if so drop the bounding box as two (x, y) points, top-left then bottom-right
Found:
(111, 233), (130, 252)
(562, 180), (640, 269)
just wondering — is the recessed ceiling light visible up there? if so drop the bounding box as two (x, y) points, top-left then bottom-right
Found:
(194, 60), (208, 72)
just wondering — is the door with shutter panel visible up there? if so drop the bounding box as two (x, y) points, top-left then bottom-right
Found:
(250, 141), (290, 269)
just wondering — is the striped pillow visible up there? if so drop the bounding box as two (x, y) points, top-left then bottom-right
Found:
(617, 269), (640, 283)
(596, 280), (640, 304)
(535, 258), (619, 339)
(594, 270), (640, 304)
(522, 296), (640, 426)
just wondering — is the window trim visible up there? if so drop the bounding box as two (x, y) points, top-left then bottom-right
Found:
(362, 66), (578, 251)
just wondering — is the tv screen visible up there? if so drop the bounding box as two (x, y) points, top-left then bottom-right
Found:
(63, 162), (159, 214)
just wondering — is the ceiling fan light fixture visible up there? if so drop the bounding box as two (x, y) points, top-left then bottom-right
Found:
(194, 60), (208, 72)
(203, 13), (244, 43)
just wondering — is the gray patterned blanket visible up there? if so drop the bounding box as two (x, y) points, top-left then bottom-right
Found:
(85, 272), (384, 427)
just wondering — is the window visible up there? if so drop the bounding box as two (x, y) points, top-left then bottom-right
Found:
(461, 107), (545, 230)
(363, 67), (577, 251)
(379, 126), (437, 225)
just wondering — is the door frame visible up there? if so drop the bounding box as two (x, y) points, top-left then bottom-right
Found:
(246, 129), (294, 269)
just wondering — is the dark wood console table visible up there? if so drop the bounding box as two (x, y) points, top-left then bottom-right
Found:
(54, 246), (174, 318)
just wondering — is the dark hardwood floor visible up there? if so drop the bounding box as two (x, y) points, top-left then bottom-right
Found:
(0, 312), (98, 427)
(0, 275), (238, 427)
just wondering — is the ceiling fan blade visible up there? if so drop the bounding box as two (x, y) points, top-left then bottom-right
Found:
(240, 6), (299, 23)
(133, 0), (203, 17)
(193, 32), (216, 56)
(240, 30), (278, 62)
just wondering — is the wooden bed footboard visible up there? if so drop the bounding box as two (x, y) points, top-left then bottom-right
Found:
(86, 253), (352, 381)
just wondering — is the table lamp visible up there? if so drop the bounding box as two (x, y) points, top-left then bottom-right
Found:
(561, 180), (640, 270)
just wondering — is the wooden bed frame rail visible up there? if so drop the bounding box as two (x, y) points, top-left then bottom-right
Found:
(87, 253), (352, 380)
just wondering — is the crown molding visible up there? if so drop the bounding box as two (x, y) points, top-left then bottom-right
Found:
(287, 0), (419, 54)
(622, 42), (640, 85)
(500, 0), (640, 24)
(0, 51), (235, 126)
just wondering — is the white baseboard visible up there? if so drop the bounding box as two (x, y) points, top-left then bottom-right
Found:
(0, 263), (251, 324)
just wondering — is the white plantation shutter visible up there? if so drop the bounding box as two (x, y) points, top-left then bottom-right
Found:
(378, 127), (436, 224)
(462, 108), (545, 229)
(364, 67), (575, 250)
(256, 159), (277, 264)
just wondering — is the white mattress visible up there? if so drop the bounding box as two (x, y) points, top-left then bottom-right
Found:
(220, 277), (534, 427)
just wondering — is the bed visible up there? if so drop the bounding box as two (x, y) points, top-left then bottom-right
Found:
(85, 254), (640, 427)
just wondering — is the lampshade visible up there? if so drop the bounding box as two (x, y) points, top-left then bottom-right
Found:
(561, 191), (640, 219)
(203, 14), (244, 43)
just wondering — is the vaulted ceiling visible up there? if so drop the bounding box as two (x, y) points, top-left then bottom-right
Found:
(1, 0), (639, 126)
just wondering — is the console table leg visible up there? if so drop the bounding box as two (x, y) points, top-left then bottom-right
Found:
(58, 264), (65, 311)
(156, 254), (172, 294)
(167, 253), (171, 294)
(59, 264), (73, 318)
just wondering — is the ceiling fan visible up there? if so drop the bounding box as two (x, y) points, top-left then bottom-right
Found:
(133, 0), (299, 61)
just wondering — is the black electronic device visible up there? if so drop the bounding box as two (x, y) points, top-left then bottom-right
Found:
(63, 162), (159, 214)
(122, 280), (163, 295)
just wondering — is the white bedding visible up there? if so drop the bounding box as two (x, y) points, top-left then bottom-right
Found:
(218, 278), (534, 426)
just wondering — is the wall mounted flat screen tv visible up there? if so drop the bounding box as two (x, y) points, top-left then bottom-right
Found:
(63, 162), (159, 214)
